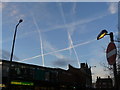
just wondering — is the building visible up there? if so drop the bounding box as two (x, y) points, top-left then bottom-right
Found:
(96, 76), (113, 89)
(0, 59), (92, 90)
(80, 63), (92, 88)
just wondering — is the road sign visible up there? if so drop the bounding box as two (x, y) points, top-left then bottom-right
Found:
(106, 42), (117, 65)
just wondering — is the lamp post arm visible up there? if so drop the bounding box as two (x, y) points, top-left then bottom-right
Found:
(109, 32), (114, 42)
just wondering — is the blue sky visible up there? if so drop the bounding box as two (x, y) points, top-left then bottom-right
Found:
(1, 2), (118, 82)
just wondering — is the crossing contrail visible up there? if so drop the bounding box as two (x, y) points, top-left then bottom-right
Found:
(58, 3), (72, 57)
(68, 32), (80, 68)
(59, 3), (72, 56)
(19, 39), (96, 62)
(18, 3), (96, 63)
(69, 2), (80, 68)
(58, 3), (71, 53)
(31, 13), (45, 66)
(19, 47), (70, 62)
(59, 3), (80, 67)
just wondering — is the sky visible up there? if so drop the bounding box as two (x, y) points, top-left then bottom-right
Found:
(0, 1), (119, 82)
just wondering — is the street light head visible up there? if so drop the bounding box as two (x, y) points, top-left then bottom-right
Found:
(19, 19), (23, 23)
(97, 30), (108, 40)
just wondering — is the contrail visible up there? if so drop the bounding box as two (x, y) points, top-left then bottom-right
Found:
(59, 3), (80, 67)
(72, 2), (77, 15)
(19, 38), (96, 62)
(58, 3), (73, 56)
(70, 2), (81, 67)
(31, 13), (45, 66)
(19, 3), (96, 63)
(2, 11), (108, 45)
(68, 32), (80, 68)
(19, 47), (70, 62)
(68, 31), (73, 56)
(74, 39), (96, 48)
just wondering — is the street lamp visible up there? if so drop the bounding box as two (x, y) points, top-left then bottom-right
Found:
(97, 29), (114, 42)
(10, 19), (23, 63)
(97, 30), (108, 40)
(9, 19), (23, 89)
(97, 30), (118, 90)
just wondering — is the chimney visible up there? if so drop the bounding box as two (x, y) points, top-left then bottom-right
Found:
(81, 63), (85, 68)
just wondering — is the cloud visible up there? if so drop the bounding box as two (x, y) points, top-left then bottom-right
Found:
(10, 9), (25, 20)
(108, 2), (118, 14)
(10, 9), (18, 16)
(53, 58), (74, 67)
(53, 59), (67, 67)
(0, 2), (6, 12)
(0, 49), (19, 60)
(2, 3), (25, 24)
(2, 3), (18, 16)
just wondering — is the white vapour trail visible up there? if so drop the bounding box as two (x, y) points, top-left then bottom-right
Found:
(58, 3), (73, 56)
(2, 10), (108, 45)
(19, 38), (96, 63)
(74, 39), (96, 47)
(68, 32), (80, 68)
(19, 47), (70, 62)
(59, 3), (80, 67)
(70, 2), (80, 67)
(32, 14), (45, 66)
(68, 31), (73, 56)
(72, 2), (76, 15)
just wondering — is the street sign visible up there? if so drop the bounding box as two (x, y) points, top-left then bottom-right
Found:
(106, 42), (117, 65)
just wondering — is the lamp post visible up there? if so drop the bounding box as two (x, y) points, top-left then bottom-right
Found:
(9, 19), (23, 89)
(97, 30), (118, 90)
(10, 19), (23, 63)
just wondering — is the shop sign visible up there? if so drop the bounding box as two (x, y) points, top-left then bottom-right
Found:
(11, 81), (34, 86)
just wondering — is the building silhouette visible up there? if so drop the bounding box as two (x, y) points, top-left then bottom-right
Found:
(96, 76), (113, 89)
(0, 59), (92, 90)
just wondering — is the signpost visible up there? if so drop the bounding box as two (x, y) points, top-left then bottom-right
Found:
(106, 42), (118, 90)
(97, 30), (118, 89)
(106, 42), (117, 65)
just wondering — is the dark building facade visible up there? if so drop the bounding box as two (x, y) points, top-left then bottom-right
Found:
(0, 59), (92, 90)
(117, 72), (120, 90)
(96, 76), (113, 89)
(80, 63), (92, 88)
